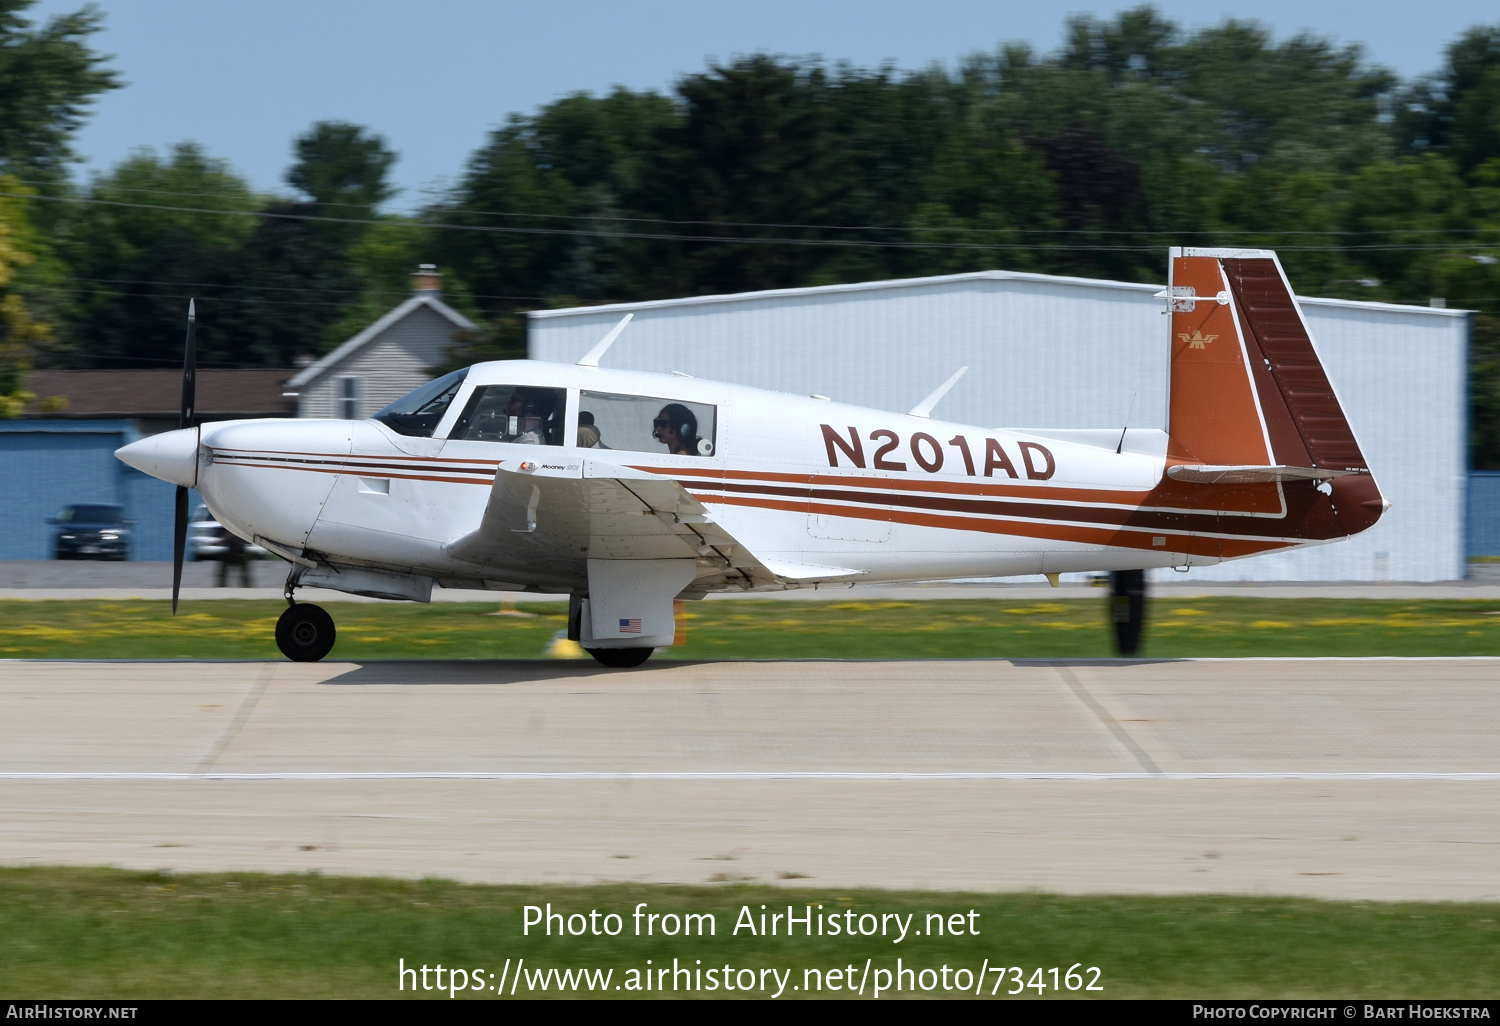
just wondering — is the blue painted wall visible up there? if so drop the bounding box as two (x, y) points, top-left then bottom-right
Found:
(0, 420), (196, 560)
(1469, 472), (1500, 559)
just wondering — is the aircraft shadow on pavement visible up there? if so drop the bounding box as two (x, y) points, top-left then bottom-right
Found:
(1011, 657), (1187, 668)
(314, 656), (1182, 686)
(318, 659), (715, 686)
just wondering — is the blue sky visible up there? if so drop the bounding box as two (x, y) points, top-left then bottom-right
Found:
(25, 0), (1500, 207)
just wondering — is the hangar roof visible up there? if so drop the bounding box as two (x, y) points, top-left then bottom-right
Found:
(530, 268), (1472, 321)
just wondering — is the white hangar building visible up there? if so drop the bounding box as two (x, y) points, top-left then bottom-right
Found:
(529, 270), (1471, 582)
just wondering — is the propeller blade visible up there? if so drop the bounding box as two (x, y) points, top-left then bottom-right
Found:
(180, 299), (196, 430)
(172, 484), (187, 614)
(173, 300), (196, 615)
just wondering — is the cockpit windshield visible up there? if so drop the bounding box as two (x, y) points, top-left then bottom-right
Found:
(372, 368), (469, 437)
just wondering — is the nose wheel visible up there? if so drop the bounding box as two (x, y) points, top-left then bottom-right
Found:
(275, 602), (336, 662)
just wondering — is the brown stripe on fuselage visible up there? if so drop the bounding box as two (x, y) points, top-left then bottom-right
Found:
(212, 453), (495, 486)
(684, 469), (1354, 542)
(214, 446), (499, 467)
(636, 463), (1287, 516)
(690, 490), (1297, 558)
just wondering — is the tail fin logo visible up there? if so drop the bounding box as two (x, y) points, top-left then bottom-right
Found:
(1178, 330), (1218, 350)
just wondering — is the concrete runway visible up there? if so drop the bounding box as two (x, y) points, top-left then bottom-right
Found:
(2, 657), (1499, 900)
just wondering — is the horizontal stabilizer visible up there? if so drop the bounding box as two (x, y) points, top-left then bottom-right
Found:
(1167, 464), (1361, 485)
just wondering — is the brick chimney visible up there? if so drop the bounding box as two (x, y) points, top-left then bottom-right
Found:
(412, 264), (442, 294)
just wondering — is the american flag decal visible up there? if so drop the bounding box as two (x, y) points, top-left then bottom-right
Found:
(619, 618), (642, 634)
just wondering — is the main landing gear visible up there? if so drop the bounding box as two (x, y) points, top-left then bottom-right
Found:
(584, 646), (654, 668)
(1109, 569), (1147, 657)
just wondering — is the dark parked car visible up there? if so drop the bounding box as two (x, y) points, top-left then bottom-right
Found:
(50, 503), (133, 560)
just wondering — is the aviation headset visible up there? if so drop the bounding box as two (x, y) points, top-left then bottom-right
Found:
(656, 403), (713, 456)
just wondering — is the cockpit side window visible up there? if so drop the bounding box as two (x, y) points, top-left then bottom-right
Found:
(578, 391), (716, 457)
(372, 368), (469, 437)
(449, 384), (567, 445)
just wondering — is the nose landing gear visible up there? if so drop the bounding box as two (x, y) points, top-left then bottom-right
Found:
(275, 602), (336, 662)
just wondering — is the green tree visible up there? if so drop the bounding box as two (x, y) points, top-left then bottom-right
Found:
(1398, 25), (1500, 176)
(0, 0), (118, 184)
(434, 87), (676, 319)
(0, 175), (50, 414)
(287, 121), (397, 214)
(46, 143), (371, 369)
(49, 143), (261, 367)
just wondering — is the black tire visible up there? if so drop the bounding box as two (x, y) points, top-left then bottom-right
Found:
(275, 603), (336, 662)
(584, 646), (654, 668)
(1109, 569), (1147, 656)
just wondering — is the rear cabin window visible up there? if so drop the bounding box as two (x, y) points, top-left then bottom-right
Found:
(578, 391), (716, 457)
(448, 384), (567, 445)
(372, 368), (468, 437)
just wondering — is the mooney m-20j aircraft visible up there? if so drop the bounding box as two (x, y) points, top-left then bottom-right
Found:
(116, 249), (1386, 666)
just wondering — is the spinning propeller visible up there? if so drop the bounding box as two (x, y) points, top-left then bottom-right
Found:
(172, 300), (196, 614)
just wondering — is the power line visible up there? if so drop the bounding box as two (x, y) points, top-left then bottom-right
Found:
(12, 176), (1500, 239)
(6, 190), (1500, 254)
(66, 276), (547, 304)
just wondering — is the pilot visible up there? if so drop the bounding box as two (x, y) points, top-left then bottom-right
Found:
(506, 388), (555, 444)
(653, 403), (705, 456)
(577, 411), (602, 448)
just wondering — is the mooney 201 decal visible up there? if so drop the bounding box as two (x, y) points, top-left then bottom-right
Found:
(116, 249), (1386, 666)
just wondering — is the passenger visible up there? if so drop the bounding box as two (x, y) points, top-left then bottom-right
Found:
(506, 388), (555, 444)
(577, 411), (602, 448)
(653, 403), (704, 456)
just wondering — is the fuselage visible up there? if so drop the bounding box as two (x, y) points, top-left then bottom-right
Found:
(116, 358), (1377, 597)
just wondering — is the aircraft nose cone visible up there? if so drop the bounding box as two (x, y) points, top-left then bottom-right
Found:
(115, 428), (200, 487)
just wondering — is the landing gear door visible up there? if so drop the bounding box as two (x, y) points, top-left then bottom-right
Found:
(583, 558), (697, 649)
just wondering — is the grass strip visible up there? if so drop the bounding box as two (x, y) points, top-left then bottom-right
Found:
(3, 597), (1500, 660)
(1, 868), (1497, 999)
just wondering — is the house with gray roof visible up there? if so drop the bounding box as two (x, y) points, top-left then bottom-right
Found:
(286, 266), (475, 419)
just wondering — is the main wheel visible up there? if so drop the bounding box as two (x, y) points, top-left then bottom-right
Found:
(275, 603), (336, 662)
(1109, 569), (1147, 656)
(584, 646), (654, 668)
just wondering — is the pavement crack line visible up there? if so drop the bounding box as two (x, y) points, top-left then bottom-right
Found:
(1050, 663), (1162, 775)
(195, 662), (275, 775)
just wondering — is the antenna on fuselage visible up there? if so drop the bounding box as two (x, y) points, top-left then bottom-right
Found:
(576, 313), (633, 368)
(1115, 392), (1138, 454)
(907, 366), (968, 419)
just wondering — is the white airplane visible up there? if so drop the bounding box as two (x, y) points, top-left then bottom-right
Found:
(116, 248), (1386, 666)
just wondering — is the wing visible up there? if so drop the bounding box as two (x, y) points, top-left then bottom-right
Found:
(444, 459), (865, 593)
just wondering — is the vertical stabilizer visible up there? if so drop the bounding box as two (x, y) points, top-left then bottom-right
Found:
(1164, 247), (1385, 538)
(1165, 249), (1272, 465)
